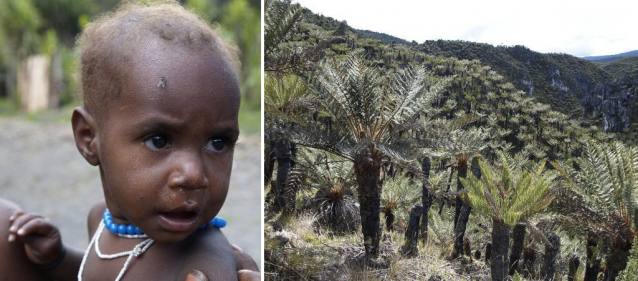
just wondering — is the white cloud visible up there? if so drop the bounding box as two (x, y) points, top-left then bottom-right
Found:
(294, 0), (638, 57)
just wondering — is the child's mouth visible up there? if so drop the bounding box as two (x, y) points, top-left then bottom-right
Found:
(158, 210), (200, 232)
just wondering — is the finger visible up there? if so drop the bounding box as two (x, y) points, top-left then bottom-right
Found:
(10, 213), (40, 233)
(9, 213), (42, 234)
(7, 211), (27, 242)
(185, 269), (208, 281)
(15, 218), (55, 241)
(9, 210), (25, 222)
(237, 270), (261, 281)
(232, 244), (244, 253)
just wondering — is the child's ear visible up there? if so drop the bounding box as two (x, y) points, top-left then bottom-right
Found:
(71, 107), (100, 166)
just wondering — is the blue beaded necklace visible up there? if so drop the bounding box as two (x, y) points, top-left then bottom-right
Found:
(102, 209), (226, 236)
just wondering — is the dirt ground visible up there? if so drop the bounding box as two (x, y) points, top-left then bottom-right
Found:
(0, 115), (261, 269)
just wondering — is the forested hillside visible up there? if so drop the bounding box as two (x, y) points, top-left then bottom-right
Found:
(300, 7), (637, 138)
(603, 56), (638, 78)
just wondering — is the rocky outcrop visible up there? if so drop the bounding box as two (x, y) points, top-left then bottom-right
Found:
(515, 67), (534, 95)
(573, 73), (597, 100)
(601, 90), (633, 132)
(582, 73), (637, 132)
(549, 66), (569, 94)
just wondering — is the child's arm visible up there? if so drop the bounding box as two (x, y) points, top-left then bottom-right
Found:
(8, 210), (84, 281)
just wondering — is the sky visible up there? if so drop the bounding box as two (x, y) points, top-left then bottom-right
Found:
(293, 0), (638, 57)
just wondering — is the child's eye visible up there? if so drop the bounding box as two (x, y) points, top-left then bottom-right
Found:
(144, 134), (170, 150)
(205, 138), (227, 153)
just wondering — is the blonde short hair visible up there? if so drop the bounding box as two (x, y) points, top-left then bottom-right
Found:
(76, 0), (239, 117)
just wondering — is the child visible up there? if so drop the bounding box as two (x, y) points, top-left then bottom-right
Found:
(5, 1), (259, 280)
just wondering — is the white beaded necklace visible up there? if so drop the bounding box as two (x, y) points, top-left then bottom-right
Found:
(78, 221), (154, 281)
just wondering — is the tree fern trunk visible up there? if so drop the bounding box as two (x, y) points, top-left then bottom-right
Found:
(604, 237), (631, 281)
(522, 246), (536, 277)
(485, 242), (492, 263)
(420, 157), (433, 243)
(585, 233), (601, 281)
(273, 140), (292, 213)
(354, 145), (383, 259)
(463, 237), (472, 256)
(491, 219), (511, 281)
(568, 254), (580, 281)
(438, 166), (455, 215)
(264, 141), (276, 185)
(453, 204), (471, 259)
(453, 164), (467, 228)
(542, 232), (561, 281)
(385, 209), (394, 232)
(453, 159), (478, 259)
(509, 223), (526, 276)
(401, 204), (423, 257)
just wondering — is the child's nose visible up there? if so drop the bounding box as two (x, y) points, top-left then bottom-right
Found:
(168, 150), (210, 190)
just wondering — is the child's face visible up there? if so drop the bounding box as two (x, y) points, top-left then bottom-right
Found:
(95, 43), (240, 243)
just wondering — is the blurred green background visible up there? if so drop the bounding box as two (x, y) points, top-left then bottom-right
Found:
(0, 0), (261, 134)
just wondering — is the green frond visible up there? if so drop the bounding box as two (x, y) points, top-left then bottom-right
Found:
(419, 121), (487, 158)
(553, 141), (638, 233)
(265, 73), (308, 112)
(296, 148), (355, 191)
(381, 175), (420, 207)
(264, 0), (302, 58)
(460, 156), (555, 227)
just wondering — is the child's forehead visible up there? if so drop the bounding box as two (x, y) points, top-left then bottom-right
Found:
(95, 42), (240, 125)
(121, 41), (240, 101)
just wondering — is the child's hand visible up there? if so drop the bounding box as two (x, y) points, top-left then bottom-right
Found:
(233, 245), (260, 281)
(8, 210), (64, 267)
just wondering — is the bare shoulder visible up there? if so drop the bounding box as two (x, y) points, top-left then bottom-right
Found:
(0, 198), (20, 217)
(86, 200), (106, 237)
(178, 228), (238, 280)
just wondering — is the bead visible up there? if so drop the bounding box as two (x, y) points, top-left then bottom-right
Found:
(134, 227), (143, 235)
(210, 217), (226, 228)
(126, 225), (136, 235)
(105, 219), (112, 229)
(118, 225), (127, 235)
(109, 222), (118, 233)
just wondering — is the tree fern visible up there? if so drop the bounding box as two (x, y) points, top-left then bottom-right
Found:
(459, 153), (555, 281)
(552, 141), (638, 280)
(460, 155), (555, 227)
(381, 175), (420, 231)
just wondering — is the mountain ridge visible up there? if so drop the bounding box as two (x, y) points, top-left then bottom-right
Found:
(583, 50), (638, 63)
